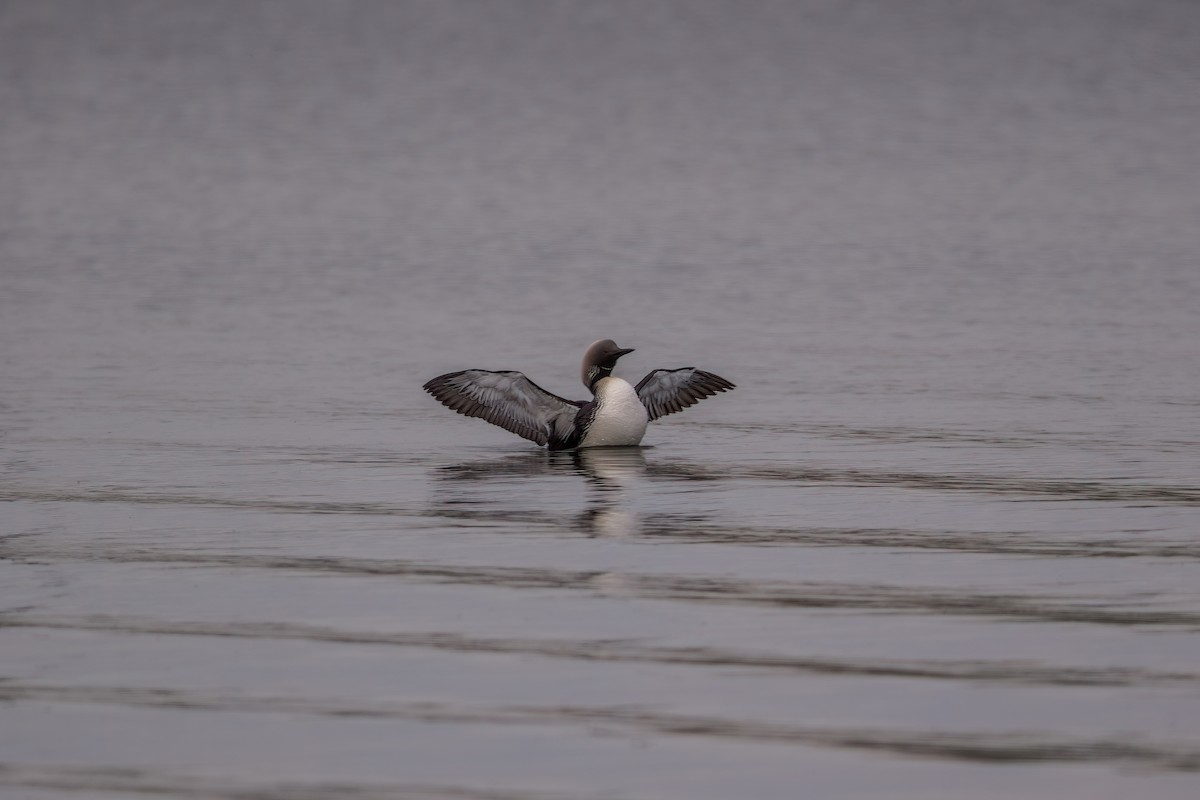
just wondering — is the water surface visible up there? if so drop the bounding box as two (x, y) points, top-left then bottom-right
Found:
(3, 1), (1200, 798)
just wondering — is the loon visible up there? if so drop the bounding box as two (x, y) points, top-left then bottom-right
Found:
(423, 339), (735, 450)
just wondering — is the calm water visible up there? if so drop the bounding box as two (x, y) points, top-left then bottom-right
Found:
(3, 1), (1200, 798)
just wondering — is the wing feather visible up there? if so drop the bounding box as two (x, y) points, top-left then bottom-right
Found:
(423, 369), (583, 446)
(635, 368), (735, 421)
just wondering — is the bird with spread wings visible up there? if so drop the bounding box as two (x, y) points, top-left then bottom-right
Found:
(423, 340), (734, 450)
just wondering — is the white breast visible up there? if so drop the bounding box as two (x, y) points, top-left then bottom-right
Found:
(580, 377), (649, 447)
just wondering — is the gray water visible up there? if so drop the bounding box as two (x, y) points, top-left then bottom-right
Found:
(3, 1), (1200, 798)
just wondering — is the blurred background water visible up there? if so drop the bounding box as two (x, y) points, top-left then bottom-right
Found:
(2, 1), (1199, 798)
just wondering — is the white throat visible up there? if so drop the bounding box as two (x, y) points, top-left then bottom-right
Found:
(580, 377), (649, 448)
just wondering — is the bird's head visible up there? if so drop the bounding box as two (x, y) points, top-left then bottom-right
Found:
(581, 339), (635, 389)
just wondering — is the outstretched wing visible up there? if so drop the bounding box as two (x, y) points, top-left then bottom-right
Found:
(423, 370), (584, 447)
(635, 368), (735, 421)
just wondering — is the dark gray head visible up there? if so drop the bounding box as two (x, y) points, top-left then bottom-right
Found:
(581, 339), (635, 389)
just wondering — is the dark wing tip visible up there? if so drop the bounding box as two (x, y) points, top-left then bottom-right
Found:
(422, 370), (463, 395)
(692, 369), (736, 393)
(422, 372), (470, 409)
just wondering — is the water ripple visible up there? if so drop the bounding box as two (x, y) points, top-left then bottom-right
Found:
(0, 763), (587, 800)
(4, 482), (1199, 559)
(3, 547), (1197, 628)
(2, 684), (1197, 771)
(3, 613), (1196, 688)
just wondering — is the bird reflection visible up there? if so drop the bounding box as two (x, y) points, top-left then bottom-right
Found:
(573, 448), (646, 537)
(431, 448), (651, 537)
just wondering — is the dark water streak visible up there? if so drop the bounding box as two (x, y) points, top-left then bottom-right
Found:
(5, 544), (1199, 628)
(3, 684), (1198, 772)
(0, 764), (590, 800)
(4, 614), (1197, 688)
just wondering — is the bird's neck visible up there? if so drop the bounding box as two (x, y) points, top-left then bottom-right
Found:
(587, 365), (616, 393)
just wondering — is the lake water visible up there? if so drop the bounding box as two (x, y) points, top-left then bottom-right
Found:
(3, 1), (1199, 798)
